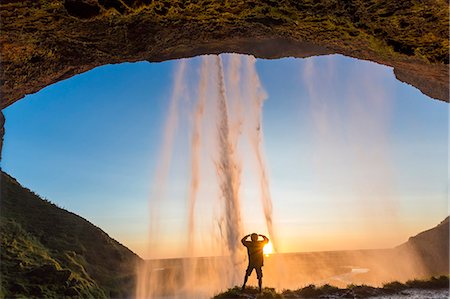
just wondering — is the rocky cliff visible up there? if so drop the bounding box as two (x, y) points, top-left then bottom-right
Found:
(396, 216), (449, 277)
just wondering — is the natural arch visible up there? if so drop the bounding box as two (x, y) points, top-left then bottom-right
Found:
(0, 0), (448, 155)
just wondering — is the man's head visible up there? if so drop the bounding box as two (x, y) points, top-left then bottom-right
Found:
(251, 233), (258, 242)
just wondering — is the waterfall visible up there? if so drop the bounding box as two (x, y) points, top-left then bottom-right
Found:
(136, 54), (276, 298)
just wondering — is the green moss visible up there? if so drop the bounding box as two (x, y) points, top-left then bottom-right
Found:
(76, 0), (446, 65)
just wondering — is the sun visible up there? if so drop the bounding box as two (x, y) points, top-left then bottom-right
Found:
(263, 241), (273, 256)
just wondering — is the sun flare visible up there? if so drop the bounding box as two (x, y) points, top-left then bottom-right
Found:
(263, 241), (273, 256)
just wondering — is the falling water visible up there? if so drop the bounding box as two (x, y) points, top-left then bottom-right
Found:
(243, 56), (277, 250)
(214, 55), (244, 282)
(136, 60), (188, 299)
(136, 54), (277, 298)
(187, 56), (209, 254)
(303, 56), (398, 230)
(149, 59), (188, 240)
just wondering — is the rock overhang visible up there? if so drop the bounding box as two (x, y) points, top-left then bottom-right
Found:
(0, 0), (448, 160)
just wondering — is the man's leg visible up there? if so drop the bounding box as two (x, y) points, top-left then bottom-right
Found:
(242, 274), (249, 290)
(256, 267), (263, 292)
(242, 267), (252, 290)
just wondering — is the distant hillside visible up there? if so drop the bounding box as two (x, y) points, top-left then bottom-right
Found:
(0, 171), (142, 298)
(396, 217), (449, 276)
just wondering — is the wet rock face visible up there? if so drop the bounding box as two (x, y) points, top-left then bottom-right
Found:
(0, 0), (448, 110)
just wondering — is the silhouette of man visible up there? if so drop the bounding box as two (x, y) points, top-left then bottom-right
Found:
(241, 233), (269, 292)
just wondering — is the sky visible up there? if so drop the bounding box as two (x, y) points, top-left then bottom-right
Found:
(2, 54), (448, 259)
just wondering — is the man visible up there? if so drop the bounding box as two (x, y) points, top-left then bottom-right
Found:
(241, 233), (269, 292)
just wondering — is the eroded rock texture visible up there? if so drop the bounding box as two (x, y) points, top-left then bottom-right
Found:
(2, 0), (448, 158)
(0, 0), (448, 109)
(1, 0), (448, 109)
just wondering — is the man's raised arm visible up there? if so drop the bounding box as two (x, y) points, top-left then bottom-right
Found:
(259, 234), (269, 244)
(241, 234), (251, 245)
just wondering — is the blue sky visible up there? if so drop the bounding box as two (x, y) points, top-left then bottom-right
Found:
(2, 54), (448, 258)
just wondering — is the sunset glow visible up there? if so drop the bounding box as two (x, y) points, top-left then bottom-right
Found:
(264, 242), (273, 256)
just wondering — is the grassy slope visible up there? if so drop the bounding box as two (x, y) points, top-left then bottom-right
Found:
(0, 171), (142, 298)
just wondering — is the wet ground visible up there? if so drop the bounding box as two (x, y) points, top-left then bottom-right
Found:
(374, 288), (449, 299)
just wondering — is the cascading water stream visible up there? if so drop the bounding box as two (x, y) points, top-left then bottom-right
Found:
(214, 55), (244, 277)
(243, 56), (278, 250)
(187, 56), (210, 255)
(136, 54), (277, 298)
